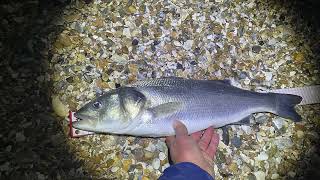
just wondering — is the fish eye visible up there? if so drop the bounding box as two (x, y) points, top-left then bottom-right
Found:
(92, 101), (102, 109)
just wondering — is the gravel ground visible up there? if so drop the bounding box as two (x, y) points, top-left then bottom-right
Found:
(1, 0), (320, 179)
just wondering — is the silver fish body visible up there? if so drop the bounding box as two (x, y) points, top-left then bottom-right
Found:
(73, 78), (302, 137)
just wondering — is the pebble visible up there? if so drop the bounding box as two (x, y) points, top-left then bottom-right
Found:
(228, 162), (238, 172)
(255, 114), (269, 124)
(173, 41), (182, 47)
(289, 71), (296, 76)
(36, 172), (46, 180)
(155, 141), (167, 152)
(159, 152), (166, 161)
(176, 63), (183, 69)
(288, 171), (296, 177)
(5, 145), (12, 152)
(268, 38), (277, 45)
(145, 142), (156, 152)
(264, 72), (273, 81)
(252, 45), (261, 53)
(253, 171), (266, 180)
(244, 77), (251, 85)
(231, 136), (242, 148)
(190, 61), (197, 65)
(15, 132), (26, 142)
(132, 39), (139, 46)
(51, 95), (68, 117)
(239, 71), (248, 79)
(297, 130), (304, 138)
(72, 22), (84, 33)
(110, 54), (128, 64)
(247, 173), (256, 180)
(128, 5), (137, 14)
(271, 173), (279, 179)
(183, 40), (193, 50)
(272, 117), (285, 130)
(241, 125), (253, 134)
(123, 28), (131, 38)
(256, 151), (268, 161)
(144, 150), (155, 160)
(111, 166), (119, 172)
(0, 162), (10, 171)
(152, 158), (161, 170)
(274, 137), (293, 150)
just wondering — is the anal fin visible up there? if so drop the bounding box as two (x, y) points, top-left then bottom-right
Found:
(231, 115), (252, 125)
(221, 115), (252, 146)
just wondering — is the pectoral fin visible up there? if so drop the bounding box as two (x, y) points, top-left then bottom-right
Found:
(148, 102), (183, 119)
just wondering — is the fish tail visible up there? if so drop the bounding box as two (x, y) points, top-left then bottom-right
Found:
(274, 93), (302, 122)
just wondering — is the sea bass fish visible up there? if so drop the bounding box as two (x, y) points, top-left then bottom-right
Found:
(73, 78), (302, 137)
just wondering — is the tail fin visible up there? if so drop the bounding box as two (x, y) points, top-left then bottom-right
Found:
(274, 93), (303, 122)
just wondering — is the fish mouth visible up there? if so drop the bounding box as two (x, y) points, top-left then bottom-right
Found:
(73, 113), (98, 131)
(74, 113), (95, 121)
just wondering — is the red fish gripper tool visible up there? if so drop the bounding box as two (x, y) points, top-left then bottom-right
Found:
(69, 111), (95, 138)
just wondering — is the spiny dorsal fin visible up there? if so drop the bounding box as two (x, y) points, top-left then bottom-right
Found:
(129, 78), (187, 87)
(215, 79), (231, 85)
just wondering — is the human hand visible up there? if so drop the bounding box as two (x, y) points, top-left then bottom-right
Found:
(165, 121), (219, 177)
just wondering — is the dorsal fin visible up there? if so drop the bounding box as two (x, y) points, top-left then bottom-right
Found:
(215, 79), (231, 85)
(129, 78), (187, 87)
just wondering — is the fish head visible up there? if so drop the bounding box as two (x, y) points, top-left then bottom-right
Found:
(73, 87), (146, 133)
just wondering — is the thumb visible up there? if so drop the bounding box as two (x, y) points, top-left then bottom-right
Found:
(173, 120), (188, 137)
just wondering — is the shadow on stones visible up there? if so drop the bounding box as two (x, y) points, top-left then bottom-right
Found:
(0, 0), (90, 179)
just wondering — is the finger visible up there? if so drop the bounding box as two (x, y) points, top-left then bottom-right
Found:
(206, 129), (220, 158)
(165, 136), (175, 147)
(173, 120), (188, 137)
(198, 127), (214, 151)
(191, 131), (202, 141)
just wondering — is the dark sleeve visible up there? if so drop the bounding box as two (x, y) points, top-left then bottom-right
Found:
(159, 162), (214, 180)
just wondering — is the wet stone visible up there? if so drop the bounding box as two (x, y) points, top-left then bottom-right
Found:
(273, 117), (285, 130)
(239, 71), (248, 79)
(73, 22), (84, 33)
(190, 61), (197, 65)
(66, 76), (74, 83)
(252, 45), (261, 53)
(132, 39), (139, 46)
(152, 158), (160, 170)
(231, 136), (242, 148)
(153, 40), (161, 46)
(255, 114), (269, 124)
(176, 63), (183, 70)
(141, 26), (149, 36)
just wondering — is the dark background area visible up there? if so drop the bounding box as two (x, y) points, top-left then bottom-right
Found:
(0, 0), (319, 179)
(0, 0), (88, 179)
